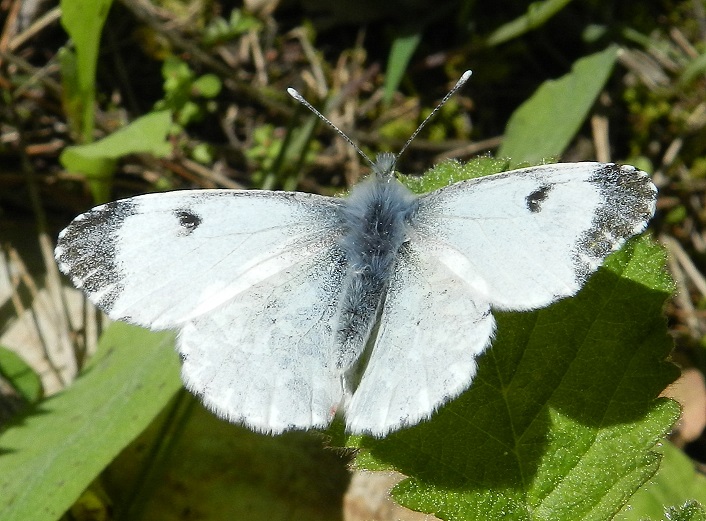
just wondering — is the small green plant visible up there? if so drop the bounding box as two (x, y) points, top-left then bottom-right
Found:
(245, 123), (321, 187)
(202, 9), (263, 46)
(155, 56), (222, 129)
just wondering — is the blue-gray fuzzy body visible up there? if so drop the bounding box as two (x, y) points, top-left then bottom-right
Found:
(334, 153), (418, 373)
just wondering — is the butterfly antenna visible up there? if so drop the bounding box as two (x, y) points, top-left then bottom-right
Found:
(396, 70), (473, 161)
(287, 88), (376, 169)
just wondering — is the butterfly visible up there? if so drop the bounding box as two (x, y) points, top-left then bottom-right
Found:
(54, 71), (657, 437)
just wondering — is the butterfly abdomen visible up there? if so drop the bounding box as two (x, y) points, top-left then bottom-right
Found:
(334, 176), (418, 370)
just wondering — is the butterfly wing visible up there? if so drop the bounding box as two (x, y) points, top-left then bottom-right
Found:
(345, 241), (494, 435)
(55, 190), (342, 328)
(346, 162), (655, 436)
(179, 245), (347, 433)
(413, 162), (656, 310)
(56, 189), (347, 433)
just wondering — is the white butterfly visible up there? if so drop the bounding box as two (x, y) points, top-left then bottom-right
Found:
(55, 72), (657, 437)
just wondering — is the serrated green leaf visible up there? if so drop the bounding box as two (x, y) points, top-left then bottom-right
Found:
(351, 236), (678, 521)
(0, 323), (181, 521)
(398, 157), (512, 193)
(0, 346), (43, 403)
(498, 46), (618, 166)
(616, 442), (706, 521)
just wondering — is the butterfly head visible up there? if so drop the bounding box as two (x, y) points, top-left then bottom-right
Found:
(373, 153), (398, 181)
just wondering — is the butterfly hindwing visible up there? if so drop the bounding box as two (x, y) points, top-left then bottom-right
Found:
(345, 240), (495, 436)
(179, 245), (347, 433)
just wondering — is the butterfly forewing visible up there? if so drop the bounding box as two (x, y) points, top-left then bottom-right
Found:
(56, 190), (343, 329)
(413, 162), (656, 312)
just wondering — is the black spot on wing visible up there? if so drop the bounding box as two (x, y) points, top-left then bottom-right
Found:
(526, 185), (553, 213)
(572, 164), (656, 282)
(175, 209), (202, 235)
(55, 200), (136, 312)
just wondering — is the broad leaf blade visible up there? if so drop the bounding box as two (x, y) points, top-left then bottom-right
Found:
(103, 398), (350, 520)
(0, 323), (181, 521)
(352, 236), (678, 520)
(498, 46), (618, 166)
(60, 110), (173, 168)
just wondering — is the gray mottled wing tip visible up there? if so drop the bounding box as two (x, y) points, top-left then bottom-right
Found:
(573, 163), (657, 282)
(55, 200), (136, 314)
(592, 163), (657, 229)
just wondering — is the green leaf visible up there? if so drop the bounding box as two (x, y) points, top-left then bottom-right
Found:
(57, 47), (82, 139)
(0, 346), (43, 403)
(202, 9), (263, 46)
(102, 398), (350, 520)
(615, 442), (706, 520)
(350, 235), (679, 520)
(665, 502), (706, 521)
(60, 110), (172, 202)
(60, 110), (172, 164)
(192, 74), (222, 98)
(60, 0), (114, 143)
(383, 31), (422, 105)
(679, 52), (706, 87)
(485, 0), (575, 47)
(398, 157), (511, 194)
(498, 46), (618, 166)
(0, 323), (182, 521)
(155, 57), (221, 128)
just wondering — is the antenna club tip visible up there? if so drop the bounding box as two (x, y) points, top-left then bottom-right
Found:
(287, 87), (303, 101)
(455, 70), (473, 88)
